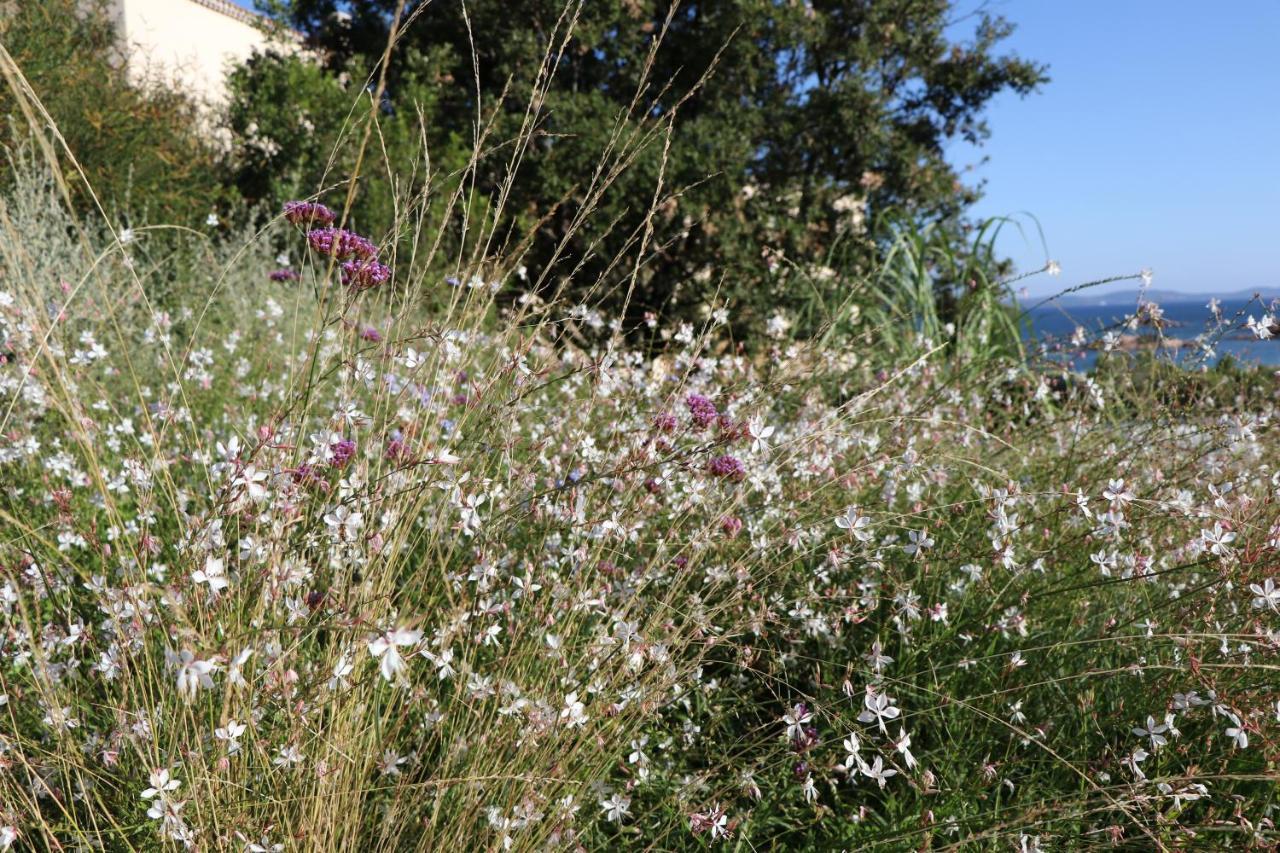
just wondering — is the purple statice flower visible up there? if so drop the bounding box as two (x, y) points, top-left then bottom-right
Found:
(269, 268), (300, 282)
(329, 438), (357, 468)
(707, 454), (745, 480)
(360, 325), (383, 342)
(686, 394), (718, 429)
(307, 228), (378, 261)
(283, 201), (336, 227)
(654, 412), (678, 433)
(341, 259), (392, 290)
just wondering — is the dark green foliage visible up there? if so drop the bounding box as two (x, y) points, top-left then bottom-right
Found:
(223, 44), (477, 247)
(0, 0), (227, 225)
(230, 0), (1047, 335)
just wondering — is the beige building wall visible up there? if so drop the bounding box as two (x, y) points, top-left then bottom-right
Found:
(105, 0), (292, 106)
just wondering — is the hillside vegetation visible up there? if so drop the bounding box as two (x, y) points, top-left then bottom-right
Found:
(1, 1), (1278, 850)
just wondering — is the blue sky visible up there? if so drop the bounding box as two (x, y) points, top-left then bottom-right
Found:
(229, 0), (1277, 298)
(950, 0), (1280, 296)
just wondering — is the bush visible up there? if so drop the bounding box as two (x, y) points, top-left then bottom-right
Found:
(0, 0), (227, 225)
(227, 0), (1047, 338)
(2, 147), (1279, 848)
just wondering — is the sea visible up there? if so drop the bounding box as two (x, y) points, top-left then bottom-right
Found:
(1022, 298), (1280, 372)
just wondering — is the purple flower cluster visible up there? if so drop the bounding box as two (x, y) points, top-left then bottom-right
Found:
(686, 394), (718, 429)
(285, 199), (392, 293)
(291, 463), (325, 488)
(329, 438), (357, 468)
(707, 454), (745, 480)
(307, 228), (378, 261)
(385, 436), (409, 461)
(341, 259), (392, 290)
(269, 268), (300, 282)
(283, 201), (336, 227)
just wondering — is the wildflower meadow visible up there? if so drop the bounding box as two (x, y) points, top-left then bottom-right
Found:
(2, 2), (1280, 851)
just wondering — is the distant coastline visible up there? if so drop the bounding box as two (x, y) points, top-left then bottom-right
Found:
(1035, 287), (1278, 308)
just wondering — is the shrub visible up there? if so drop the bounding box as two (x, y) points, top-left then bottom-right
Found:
(0, 0), (226, 225)
(228, 0), (1047, 338)
(2, 142), (1279, 848)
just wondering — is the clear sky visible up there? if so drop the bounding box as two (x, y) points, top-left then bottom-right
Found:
(227, 0), (1277, 298)
(950, 0), (1280, 297)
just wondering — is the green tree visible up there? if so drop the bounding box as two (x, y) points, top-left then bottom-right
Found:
(223, 44), (479, 246)
(0, 0), (227, 225)
(240, 0), (1046, 335)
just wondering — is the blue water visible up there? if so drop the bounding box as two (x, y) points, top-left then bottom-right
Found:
(1023, 298), (1280, 371)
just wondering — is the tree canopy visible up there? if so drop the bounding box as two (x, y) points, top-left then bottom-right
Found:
(232, 0), (1047, 334)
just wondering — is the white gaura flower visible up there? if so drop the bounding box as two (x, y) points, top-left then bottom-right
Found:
(894, 726), (918, 769)
(421, 647), (456, 681)
(747, 419), (775, 454)
(274, 744), (305, 767)
(1132, 715), (1169, 750)
(172, 650), (218, 703)
(841, 733), (861, 769)
(215, 720), (247, 754)
(1201, 522), (1236, 557)
(377, 750), (409, 777)
(1225, 713), (1249, 749)
(42, 705), (80, 731)
(781, 703), (812, 740)
(561, 692), (589, 728)
(368, 626), (422, 684)
(835, 506), (873, 542)
(323, 505), (363, 541)
(600, 792), (630, 823)
(1102, 478), (1134, 507)
(858, 688), (901, 732)
(903, 528), (934, 558)
(860, 755), (897, 788)
(140, 767), (180, 800)
(192, 554), (229, 592)
(1122, 746), (1149, 779)
(424, 448), (461, 465)
(227, 647), (254, 687)
(329, 650), (355, 691)
(1249, 578), (1280, 611)
(1246, 314), (1275, 340)
(864, 640), (894, 673)
(234, 464), (271, 502)
(401, 347), (427, 370)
